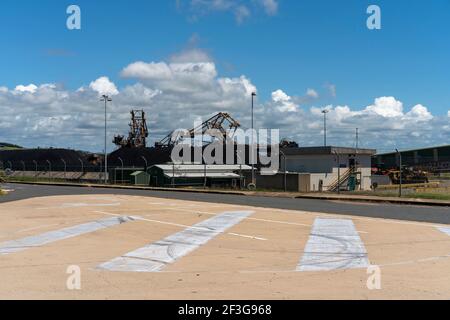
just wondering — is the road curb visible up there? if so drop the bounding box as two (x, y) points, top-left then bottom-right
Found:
(6, 180), (247, 196)
(6, 180), (450, 207)
(293, 194), (450, 207)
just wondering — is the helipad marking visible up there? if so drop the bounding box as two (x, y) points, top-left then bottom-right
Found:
(98, 211), (253, 272)
(437, 227), (450, 237)
(297, 218), (370, 272)
(0, 216), (135, 255)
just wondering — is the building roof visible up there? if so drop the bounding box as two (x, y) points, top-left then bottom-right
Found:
(130, 171), (147, 176)
(375, 145), (450, 156)
(151, 164), (251, 179)
(153, 164), (252, 171)
(165, 172), (241, 179)
(281, 146), (376, 156)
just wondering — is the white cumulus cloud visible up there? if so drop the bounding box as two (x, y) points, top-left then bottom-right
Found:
(14, 84), (38, 94)
(89, 76), (119, 96)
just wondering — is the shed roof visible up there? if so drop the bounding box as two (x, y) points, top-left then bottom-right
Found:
(153, 164), (252, 171)
(281, 146), (376, 156)
(151, 164), (251, 179)
(130, 171), (147, 176)
(164, 172), (241, 179)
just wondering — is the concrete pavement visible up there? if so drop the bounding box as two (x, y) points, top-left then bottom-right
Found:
(1, 193), (450, 299)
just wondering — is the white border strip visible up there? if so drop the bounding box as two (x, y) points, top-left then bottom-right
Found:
(297, 218), (369, 271)
(0, 216), (135, 255)
(98, 211), (253, 272)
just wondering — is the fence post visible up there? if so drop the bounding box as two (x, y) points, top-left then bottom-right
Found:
(21, 160), (25, 178)
(61, 158), (67, 181)
(46, 160), (51, 181)
(118, 157), (124, 185)
(33, 160), (38, 181)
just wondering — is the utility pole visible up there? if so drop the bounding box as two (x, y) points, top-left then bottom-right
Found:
(100, 95), (112, 184)
(322, 109), (329, 146)
(251, 92), (257, 187)
(356, 128), (359, 149)
(396, 149), (402, 198)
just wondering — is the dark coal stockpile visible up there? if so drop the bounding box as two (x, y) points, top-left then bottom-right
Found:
(0, 148), (96, 172)
(108, 147), (172, 168)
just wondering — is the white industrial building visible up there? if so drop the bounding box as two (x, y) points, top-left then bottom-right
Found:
(279, 146), (376, 192)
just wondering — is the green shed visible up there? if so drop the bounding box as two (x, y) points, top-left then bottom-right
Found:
(130, 171), (150, 186)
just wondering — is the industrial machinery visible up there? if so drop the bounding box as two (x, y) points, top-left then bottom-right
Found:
(155, 112), (241, 148)
(388, 168), (429, 184)
(113, 110), (149, 148)
(280, 139), (299, 148)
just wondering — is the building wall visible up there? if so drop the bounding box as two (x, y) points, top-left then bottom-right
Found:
(282, 153), (371, 173)
(245, 169), (372, 192)
(282, 155), (334, 173)
(374, 146), (450, 171)
(305, 167), (372, 191)
(280, 153), (373, 191)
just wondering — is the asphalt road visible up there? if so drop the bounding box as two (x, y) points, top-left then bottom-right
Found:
(1, 183), (449, 224)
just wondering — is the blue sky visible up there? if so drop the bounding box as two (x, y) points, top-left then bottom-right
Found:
(0, 0), (449, 152)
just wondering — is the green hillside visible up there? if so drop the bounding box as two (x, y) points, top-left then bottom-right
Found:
(0, 142), (23, 150)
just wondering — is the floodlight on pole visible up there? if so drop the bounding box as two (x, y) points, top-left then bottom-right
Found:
(100, 95), (112, 184)
(322, 109), (329, 146)
(251, 92), (257, 187)
(395, 149), (403, 198)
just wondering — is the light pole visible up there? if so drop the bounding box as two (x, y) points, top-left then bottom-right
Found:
(61, 158), (67, 180)
(251, 92), (257, 186)
(322, 109), (329, 146)
(334, 150), (341, 194)
(118, 157), (124, 184)
(100, 94), (112, 184)
(396, 149), (402, 198)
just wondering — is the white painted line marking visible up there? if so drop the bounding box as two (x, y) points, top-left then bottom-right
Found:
(297, 218), (370, 272)
(98, 211), (253, 272)
(0, 216), (135, 255)
(17, 224), (60, 234)
(37, 203), (121, 210)
(93, 211), (265, 241)
(228, 233), (267, 241)
(437, 227), (450, 237)
(162, 207), (312, 228)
